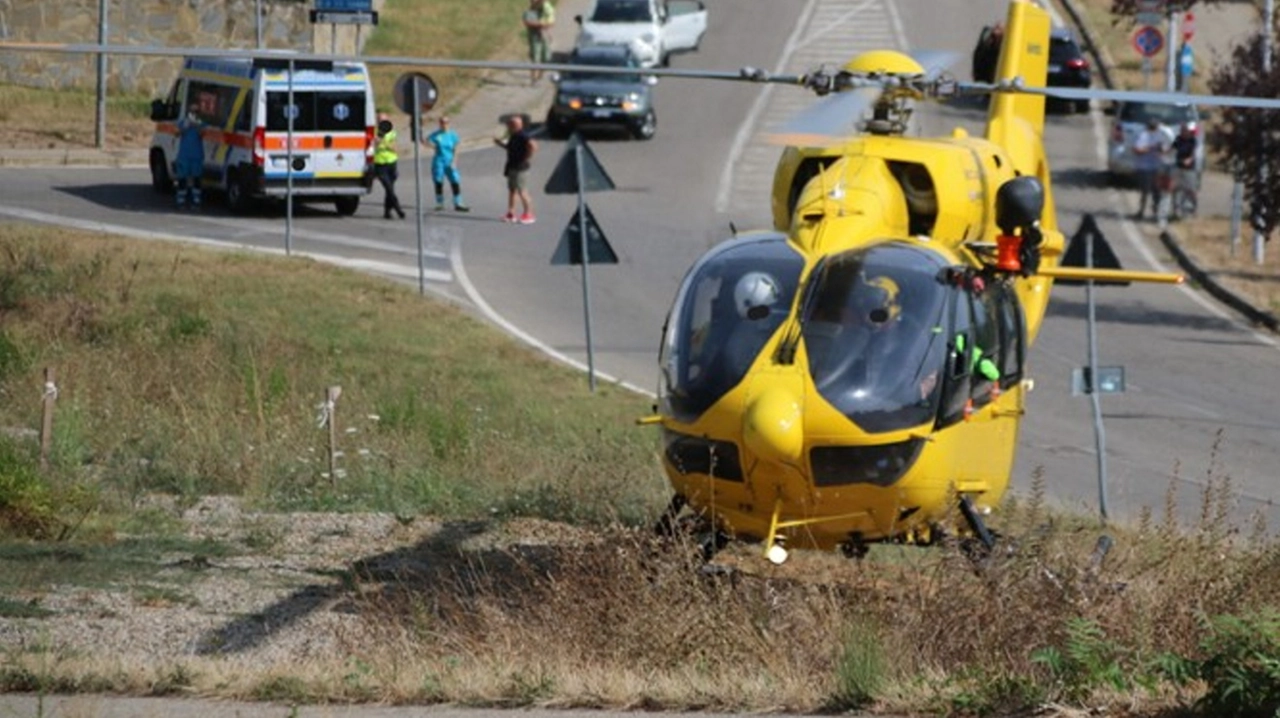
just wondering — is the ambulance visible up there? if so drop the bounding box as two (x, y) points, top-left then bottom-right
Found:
(149, 56), (376, 215)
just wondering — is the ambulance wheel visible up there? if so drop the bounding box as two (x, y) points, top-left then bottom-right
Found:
(149, 150), (172, 194)
(225, 172), (254, 214)
(334, 196), (360, 216)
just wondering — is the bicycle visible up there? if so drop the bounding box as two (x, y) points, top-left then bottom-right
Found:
(1156, 166), (1199, 223)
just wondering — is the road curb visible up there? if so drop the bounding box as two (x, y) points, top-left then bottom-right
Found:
(1057, 0), (1278, 334)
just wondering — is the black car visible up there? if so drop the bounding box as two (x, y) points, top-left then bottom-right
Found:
(972, 25), (1092, 113)
(546, 44), (658, 140)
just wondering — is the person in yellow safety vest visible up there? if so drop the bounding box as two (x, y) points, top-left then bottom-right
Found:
(374, 112), (406, 219)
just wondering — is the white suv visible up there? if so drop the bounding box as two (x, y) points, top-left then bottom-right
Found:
(1106, 101), (1202, 181)
(574, 0), (707, 68)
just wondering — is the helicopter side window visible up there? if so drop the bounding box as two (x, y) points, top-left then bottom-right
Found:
(969, 288), (1002, 409)
(992, 283), (1025, 389)
(936, 288), (973, 430)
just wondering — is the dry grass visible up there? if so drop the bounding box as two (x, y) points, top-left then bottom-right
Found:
(0, 0), (529, 150)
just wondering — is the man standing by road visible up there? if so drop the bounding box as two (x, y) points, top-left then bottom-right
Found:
(174, 103), (205, 209)
(1132, 117), (1169, 221)
(495, 114), (537, 224)
(523, 0), (555, 84)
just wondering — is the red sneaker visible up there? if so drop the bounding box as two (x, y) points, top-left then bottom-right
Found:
(502, 212), (517, 223)
(518, 213), (537, 225)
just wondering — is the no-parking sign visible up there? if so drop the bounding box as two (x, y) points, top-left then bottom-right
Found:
(1133, 25), (1164, 58)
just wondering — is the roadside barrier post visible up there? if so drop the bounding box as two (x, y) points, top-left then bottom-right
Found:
(40, 367), (58, 470)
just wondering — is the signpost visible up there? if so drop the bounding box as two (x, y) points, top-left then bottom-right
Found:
(1133, 25), (1164, 89)
(310, 0), (377, 54)
(545, 133), (618, 392)
(393, 72), (440, 296)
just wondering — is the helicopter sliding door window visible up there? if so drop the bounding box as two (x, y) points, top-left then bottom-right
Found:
(936, 288), (973, 430)
(992, 283), (1025, 389)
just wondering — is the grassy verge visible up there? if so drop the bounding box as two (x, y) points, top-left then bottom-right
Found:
(0, 0), (529, 150)
(0, 223), (663, 531)
(2, 223), (1280, 716)
(362, 0), (530, 118)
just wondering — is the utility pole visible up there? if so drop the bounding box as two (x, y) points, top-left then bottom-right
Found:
(1165, 5), (1179, 92)
(95, 0), (107, 149)
(256, 0), (264, 48)
(1255, 0), (1274, 265)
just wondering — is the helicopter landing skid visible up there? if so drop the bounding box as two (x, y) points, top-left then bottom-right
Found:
(957, 494), (997, 554)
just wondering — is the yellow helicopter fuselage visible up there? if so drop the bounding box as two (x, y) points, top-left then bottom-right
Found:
(654, 0), (1070, 552)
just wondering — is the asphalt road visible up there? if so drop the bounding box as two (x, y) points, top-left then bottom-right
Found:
(2, 0), (1278, 537)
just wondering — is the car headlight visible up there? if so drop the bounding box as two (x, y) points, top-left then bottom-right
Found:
(641, 32), (657, 45)
(567, 97), (583, 110)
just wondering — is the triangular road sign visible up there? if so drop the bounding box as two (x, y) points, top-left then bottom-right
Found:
(544, 133), (616, 195)
(552, 204), (619, 265)
(1058, 213), (1129, 285)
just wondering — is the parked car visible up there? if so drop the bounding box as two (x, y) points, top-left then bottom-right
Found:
(972, 25), (1092, 113)
(574, 0), (707, 68)
(546, 44), (658, 140)
(1105, 101), (1202, 180)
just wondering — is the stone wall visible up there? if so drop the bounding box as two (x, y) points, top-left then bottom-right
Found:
(0, 0), (371, 96)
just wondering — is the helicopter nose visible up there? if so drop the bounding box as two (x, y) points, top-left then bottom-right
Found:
(743, 388), (803, 465)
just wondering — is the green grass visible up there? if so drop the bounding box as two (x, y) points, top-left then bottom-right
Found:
(0, 223), (665, 536)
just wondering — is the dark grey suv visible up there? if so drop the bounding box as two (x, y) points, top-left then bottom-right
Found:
(546, 44), (657, 140)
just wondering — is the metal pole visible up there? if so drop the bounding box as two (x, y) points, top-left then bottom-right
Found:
(1255, 0), (1274, 265)
(95, 0), (107, 149)
(413, 82), (425, 295)
(1230, 169), (1243, 257)
(286, 58), (294, 256)
(575, 141), (597, 392)
(1086, 230), (1110, 523)
(1165, 9), (1178, 92)
(331, 23), (337, 55)
(256, 0), (264, 49)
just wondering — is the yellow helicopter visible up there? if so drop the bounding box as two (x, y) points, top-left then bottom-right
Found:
(639, 0), (1280, 564)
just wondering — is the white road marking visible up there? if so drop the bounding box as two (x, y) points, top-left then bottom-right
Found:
(448, 239), (655, 398)
(713, 0), (820, 214)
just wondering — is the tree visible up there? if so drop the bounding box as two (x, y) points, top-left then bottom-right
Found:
(1206, 32), (1280, 238)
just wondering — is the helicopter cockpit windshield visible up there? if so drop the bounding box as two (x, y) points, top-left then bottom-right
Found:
(659, 233), (804, 423)
(801, 242), (950, 433)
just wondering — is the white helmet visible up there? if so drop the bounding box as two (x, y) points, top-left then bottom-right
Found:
(734, 271), (781, 320)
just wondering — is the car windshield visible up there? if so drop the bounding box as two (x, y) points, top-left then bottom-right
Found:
(1049, 37), (1080, 63)
(1119, 102), (1195, 126)
(589, 0), (653, 22)
(562, 53), (640, 82)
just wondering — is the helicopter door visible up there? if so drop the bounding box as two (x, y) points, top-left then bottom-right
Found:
(662, 1), (707, 54)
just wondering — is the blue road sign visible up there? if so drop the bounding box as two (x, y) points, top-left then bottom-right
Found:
(1133, 25), (1164, 58)
(315, 0), (372, 11)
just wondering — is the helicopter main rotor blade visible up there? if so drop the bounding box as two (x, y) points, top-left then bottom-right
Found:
(959, 80), (1280, 111)
(910, 50), (962, 79)
(767, 86), (883, 145)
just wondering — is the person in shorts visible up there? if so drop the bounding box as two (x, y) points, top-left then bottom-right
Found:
(494, 114), (538, 224)
(523, 0), (555, 84)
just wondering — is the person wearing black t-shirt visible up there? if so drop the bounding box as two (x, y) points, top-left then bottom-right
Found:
(494, 115), (538, 224)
